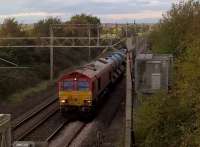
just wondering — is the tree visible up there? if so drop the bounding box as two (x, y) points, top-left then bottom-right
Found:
(32, 17), (62, 36)
(70, 14), (100, 25)
(149, 0), (200, 56)
(65, 14), (101, 37)
(0, 18), (32, 65)
(0, 18), (24, 37)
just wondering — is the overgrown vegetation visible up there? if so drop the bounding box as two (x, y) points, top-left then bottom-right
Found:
(136, 0), (200, 146)
(0, 14), (100, 100)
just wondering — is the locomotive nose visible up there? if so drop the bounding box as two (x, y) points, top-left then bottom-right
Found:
(59, 91), (92, 106)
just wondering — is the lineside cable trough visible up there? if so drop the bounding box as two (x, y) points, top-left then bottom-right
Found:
(125, 38), (135, 147)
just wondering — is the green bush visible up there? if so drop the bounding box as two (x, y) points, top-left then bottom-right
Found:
(149, 0), (200, 56)
(135, 92), (198, 147)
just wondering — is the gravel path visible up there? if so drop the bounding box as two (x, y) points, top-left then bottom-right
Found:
(101, 100), (125, 147)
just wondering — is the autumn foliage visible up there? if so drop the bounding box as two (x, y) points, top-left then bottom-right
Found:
(136, 1), (200, 146)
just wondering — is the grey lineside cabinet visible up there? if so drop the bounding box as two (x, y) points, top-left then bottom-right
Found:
(135, 54), (173, 94)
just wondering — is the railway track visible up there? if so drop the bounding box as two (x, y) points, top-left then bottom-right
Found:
(47, 121), (87, 147)
(45, 119), (71, 142)
(12, 95), (59, 141)
(66, 123), (87, 147)
(11, 91), (85, 144)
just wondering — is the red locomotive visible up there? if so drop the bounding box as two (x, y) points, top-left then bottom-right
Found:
(58, 49), (126, 115)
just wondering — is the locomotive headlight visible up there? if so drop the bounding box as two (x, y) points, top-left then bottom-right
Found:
(61, 100), (66, 103)
(84, 100), (92, 105)
(87, 100), (92, 104)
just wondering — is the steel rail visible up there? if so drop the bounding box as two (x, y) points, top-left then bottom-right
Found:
(14, 108), (59, 141)
(12, 97), (57, 130)
(45, 119), (71, 142)
(65, 123), (87, 147)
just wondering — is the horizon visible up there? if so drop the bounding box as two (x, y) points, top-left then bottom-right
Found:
(0, 19), (158, 25)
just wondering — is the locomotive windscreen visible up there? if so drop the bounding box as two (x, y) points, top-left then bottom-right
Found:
(62, 80), (73, 91)
(77, 81), (89, 91)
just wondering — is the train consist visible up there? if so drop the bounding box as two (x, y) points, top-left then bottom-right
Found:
(57, 49), (127, 116)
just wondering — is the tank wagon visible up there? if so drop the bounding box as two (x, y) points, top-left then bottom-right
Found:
(57, 49), (126, 115)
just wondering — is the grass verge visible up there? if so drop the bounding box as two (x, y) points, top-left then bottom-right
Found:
(7, 80), (55, 103)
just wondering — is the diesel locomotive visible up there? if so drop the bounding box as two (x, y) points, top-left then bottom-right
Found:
(57, 49), (127, 115)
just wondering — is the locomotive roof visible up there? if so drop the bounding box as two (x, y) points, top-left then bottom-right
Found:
(74, 59), (112, 79)
(59, 49), (126, 81)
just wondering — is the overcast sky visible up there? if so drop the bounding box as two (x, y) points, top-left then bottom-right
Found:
(0, 0), (179, 24)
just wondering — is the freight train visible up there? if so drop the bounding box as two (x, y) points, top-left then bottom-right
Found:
(57, 49), (127, 116)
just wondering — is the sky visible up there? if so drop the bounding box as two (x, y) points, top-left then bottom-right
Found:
(0, 0), (179, 24)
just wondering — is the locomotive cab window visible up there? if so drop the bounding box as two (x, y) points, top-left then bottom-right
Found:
(63, 80), (73, 91)
(78, 81), (89, 91)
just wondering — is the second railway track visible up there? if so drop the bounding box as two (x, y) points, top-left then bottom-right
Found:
(12, 95), (59, 141)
